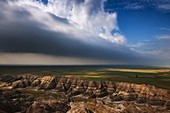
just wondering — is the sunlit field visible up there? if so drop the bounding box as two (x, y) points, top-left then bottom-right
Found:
(0, 66), (170, 90)
(105, 68), (170, 73)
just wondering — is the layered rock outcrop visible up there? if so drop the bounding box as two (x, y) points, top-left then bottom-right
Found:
(0, 74), (170, 113)
(26, 100), (70, 113)
(67, 100), (161, 113)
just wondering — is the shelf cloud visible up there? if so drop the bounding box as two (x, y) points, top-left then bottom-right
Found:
(0, 0), (156, 65)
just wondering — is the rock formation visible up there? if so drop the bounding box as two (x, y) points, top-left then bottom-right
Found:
(0, 74), (170, 113)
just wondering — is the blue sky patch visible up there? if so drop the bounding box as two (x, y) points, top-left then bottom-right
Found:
(36, 0), (48, 5)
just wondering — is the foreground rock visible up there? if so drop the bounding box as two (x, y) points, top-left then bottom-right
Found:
(0, 74), (170, 113)
(27, 100), (70, 113)
(67, 100), (161, 113)
(0, 90), (34, 113)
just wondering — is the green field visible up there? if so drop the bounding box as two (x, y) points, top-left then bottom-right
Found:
(0, 66), (170, 90)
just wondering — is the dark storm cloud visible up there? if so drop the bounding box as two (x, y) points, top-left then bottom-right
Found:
(0, 17), (139, 62)
(0, 0), (149, 64)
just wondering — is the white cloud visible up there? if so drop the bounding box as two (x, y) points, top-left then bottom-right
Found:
(7, 0), (126, 44)
(2, 0), (163, 65)
(156, 35), (170, 39)
(133, 49), (162, 56)
(124, 3), (144, 10)
(127, 40), (162, 56)
(159, 27), (170, 31)
(128, 42), (147, 48)
(99, 33), (126, 44)
(158, 4), (170, 10)
(0, 0), (139, 65)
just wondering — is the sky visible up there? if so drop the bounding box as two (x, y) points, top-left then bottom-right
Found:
(0, 0), (170, 65)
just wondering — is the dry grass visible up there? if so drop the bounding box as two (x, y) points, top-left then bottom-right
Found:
(65, 75), (110, 78)
(81, 75), (108, 78)
(86, 72), (105, 75)
(105, 68), (170, 73)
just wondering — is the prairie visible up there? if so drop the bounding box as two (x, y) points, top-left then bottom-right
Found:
(0, 65), (170, 90)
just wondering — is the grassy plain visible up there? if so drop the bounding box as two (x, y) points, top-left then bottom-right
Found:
(0, 66), (170, 90)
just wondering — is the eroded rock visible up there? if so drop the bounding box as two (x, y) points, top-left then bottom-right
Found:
(0, 75), (170, 113)
(39, 76), (56, 90)
(27, 100), (70, 113)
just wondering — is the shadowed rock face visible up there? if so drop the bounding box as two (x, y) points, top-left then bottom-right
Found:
(0, 90), (34, 113)
(26, 100), (71, 113)
(0, 74), (22, 82)
(0, 74), (170, 113)
(39, 76), (56, 90)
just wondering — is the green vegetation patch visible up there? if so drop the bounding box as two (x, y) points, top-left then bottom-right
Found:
(0, 66), (170, 90)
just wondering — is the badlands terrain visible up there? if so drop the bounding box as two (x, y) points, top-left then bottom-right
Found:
(0, 74), (170, 113)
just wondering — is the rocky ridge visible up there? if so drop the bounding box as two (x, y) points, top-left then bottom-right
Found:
(0, 74), (170, 113)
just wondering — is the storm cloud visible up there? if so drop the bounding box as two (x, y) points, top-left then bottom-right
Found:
(0, 0), (153, 65)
